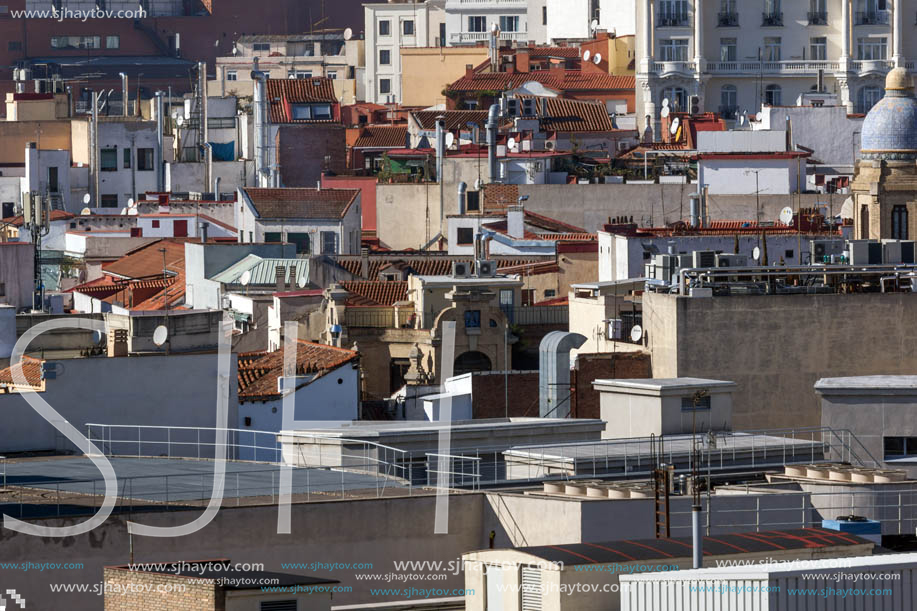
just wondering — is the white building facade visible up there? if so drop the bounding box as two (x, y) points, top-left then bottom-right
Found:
(445, 0), (530, 46)
(635, 0), (908, 130)
(546, 0), (635, 43)
(364, 1), (446, 105)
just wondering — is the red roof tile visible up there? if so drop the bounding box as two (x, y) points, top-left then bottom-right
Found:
(102, 240), (186, 279)
(341, 281), (408, 306)
(447, 70), (634, 94)
(353, 125), (409, 149)
(0, 356), (43, 391)
(1, 209), (74, 227)
(242, 188), (358, 220)
(266, 78), (339, 123)
(520, 97), (617, 132)
(237, 340), (358, 401)
(412, 110), (490, 131)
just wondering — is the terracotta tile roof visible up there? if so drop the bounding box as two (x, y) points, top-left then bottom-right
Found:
(336, 256), (550, 279)
(353, 125), (409, 149)
(523, 210), (587, 234)
(447, 70), (634, 94)
(102, 239), (186, 279)
(266, 78), (338, 123)
(237, 340), (358, 402)
(412, 110), (490, 131)
(525, 47), (583, 59)
(242, 188), (358, 220)
(0, 356), (43, 391)
(1, 210), (74, 227)
(340, 281), (408, 306)
(534, 295), (569, 306)
(520, 97), (617, 132)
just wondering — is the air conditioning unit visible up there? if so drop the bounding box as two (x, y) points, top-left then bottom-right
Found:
(692, 250), (717, 268)
(810, 239), (844, 263)
(476, 259), (497, 277)
(901, 240), (916, 264)
(521, 98), (536, 117)
(715, 254), (748, 268)
(882, 239), (908, 264)
(544, 141), (556, 151)
(690, 95), (701, 115)
(506, 98), (519, 117)
(847, 240), (882, 265)
(452, 261), (471, 278)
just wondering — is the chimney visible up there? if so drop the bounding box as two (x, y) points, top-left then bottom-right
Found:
(360, 247), (369, 278)
(275, 265), (286, 293)
(516, 49), (530, 73)
(158, 193), (169, 214)
(507, 205), (524, 239)
(200, 221), (209, 244)
(288, 263), (297, 290)
(465, 64), (474, 79)
(549, 60), (565, 76)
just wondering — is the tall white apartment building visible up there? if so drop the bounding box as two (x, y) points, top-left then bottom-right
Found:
(636, 0), (908, 130)
(546, 0), (636, 43)
(445, 0), (532, 46)
(364, 0), (446, 105)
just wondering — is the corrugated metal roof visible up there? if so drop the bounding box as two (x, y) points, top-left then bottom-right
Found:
(211, 255), (310, 288)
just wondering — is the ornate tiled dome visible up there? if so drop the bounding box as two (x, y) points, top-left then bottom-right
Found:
(861, 68), (917, 160)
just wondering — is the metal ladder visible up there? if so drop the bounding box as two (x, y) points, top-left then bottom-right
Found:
(651, 434), (671, 538)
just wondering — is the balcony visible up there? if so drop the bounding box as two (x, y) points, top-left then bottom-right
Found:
(704, 60), (840, 75)
(856, 10), (889, 25)
(807, 11), (828, 25)
(657, 12), (691, 28)
(762, 11), (783, 26)
(652, 60), (696, 76)
(853, 59), (894, 76)
(718, 105), (739, 120)
(717, 11), (739, 26)
(450, 31), (528, 44)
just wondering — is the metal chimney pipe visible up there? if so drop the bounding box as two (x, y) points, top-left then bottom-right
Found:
(91, 90), (99, 208)
(120, 72), (128, 117)
(689, 193), (700, 228)
(457, 181), (467, 215)
(486, 103), (500, 183)
(692, 504), (703, 569)
(213, 175), (221, 200)
(155, 91), (164, 191)
(204, 143), (213, 197)
(435, 118), (445, 225)
(251, 62), (269, 187)
(200, 221), (209, 244)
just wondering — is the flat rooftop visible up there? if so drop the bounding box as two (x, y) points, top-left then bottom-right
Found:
(283, 417), (605, 438)
(815, 375), (917, 394)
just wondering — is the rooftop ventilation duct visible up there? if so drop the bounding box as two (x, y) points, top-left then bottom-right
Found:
(539, 331), (587, 418)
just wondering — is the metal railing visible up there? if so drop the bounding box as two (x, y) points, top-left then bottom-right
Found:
(856, 10), (889, 24)
(426, 453), (481, 490)
(657, 12), (691, 27)
(807, 10), (828, 24)
(717, 11), (739, 26)
(761, 11), (783, 26)
(501, 305), (569, 326)
(343, 307), (415, 329)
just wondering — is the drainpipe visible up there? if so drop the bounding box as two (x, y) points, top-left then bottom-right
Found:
(204, 143), (213, 197)
(251, 59), (269, 187)
(213, 175), (221, 200)
(435, 117), (445, 228)
(91, 90), (99, 208)
(155, 91), (164, 192)
(486, 103), (500, 183)
(120, 72), (128, 117)
(692, 504), (703, 568)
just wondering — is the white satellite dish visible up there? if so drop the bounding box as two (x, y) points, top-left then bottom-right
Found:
(297, 276), (308, 289)
(239, 270), (252, 286)
(474, 178), (483, 190)
(92, 330), (104, 345)
(593, 53), (602, 65)
(660, 106), (670, 119)
(80, 207), (92, 216)
(82, 193), (91, 205)
(779, 207), (795, 225)
(630, 325), (643, 343)
(127, 198), (135, 208)
(582, 50), (591, 62)
(670, 116), (681, 135)
(662, 97), (670, 109)
(753, 246), (761, 262)
(507, 137), (517, 151)
(491, 22), (500, 34)
(840, 197), (854, 220)
(176, 115), (184, 126)
(152, 325), (169, 347)
(127, 208), (139, 216)
(343, 27), (353, 41)
(590, 19), (599, 32)
(445, 132), (455, 148)
(120, 208), (128, 215)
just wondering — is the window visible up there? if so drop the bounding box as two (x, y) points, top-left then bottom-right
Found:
(457, 227), (474, 245)
(468, 16), (487, 32)
(402, 20), (414, 35)
(8, 41), (21, 51)
(718, 0), (738, 25)
(100, 148), (118, 171)
(151, 220), (160, 228)
(892, 205), (909, 239)
(544, 289), (556, 298)
(321, 231), (338, 254)
(660, 38), (689, 62)
(0, 283), (4, 297)
(857, 37), (888, 60)
(253, 42), (271, 52)
(379, 49), (391, 65)
(51, 35), (100, 49)
(100, 194), (118, 208)
(137, 148), (154, 171)
(659, 0), (690, 26)
(466, 190), (480, 211)
(681, 396), (712, 411)
(662, 86), (688, 111)
(763, 37), (782, 61)
(226, 70), (238, 81)
(464, 310), (481, 328)
(288, 70), (312, 79)
(720, 38), (737, 61)
(48, 166), (58, 193)
(499, 15), (519, 32)
(763, 0), (782, 21)
(264, 232), (282, 242)
(884, 436), (917, 459)
(380, 79), (391, 94)
(500, 289), (514, 306)
(858, 0), (889, 24)
(106, 35), (119, 49)
(122, 148), (131, 169)
(327, 71), (338, 80)
(764, 84), (782, 106)
(378, 20), (390, 36)
(720, 84), (737, 118)
(291, 104), (331, 120)
(857, 86), (883, 113)
(809, 37), (827, 60)
(809, 0), (827, 24)
(288, 232), (311, 254)
(543, 6), (547, 24)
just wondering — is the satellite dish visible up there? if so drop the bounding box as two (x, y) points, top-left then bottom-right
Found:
(91, 330), (104, 345)
(239, 270), (252, 286)
(445, 132), (455, 148)
(660, 106), (670, 119)
(297, 275), (308, 289)
(82, 193), (91, 205)
(840, 197), (854, 219)
(590, 19), (599, 32)
(662, 98), (670, 109)
(127, 198), (135, 208)
(343, 27), (353, 41)
(583, 50), (591, 62)
(753, 246), (761, 262)
(593, 53), (602, 65)
(779, 207), (795, 225)
(80, 207), (92, 216)
(474, 178), (483, 190)
(508, 137), (517, 151)
(630, 325), (643, 343)
(176, 115), (184, 126)
(127, 208), (139, 216)
(491, 22), (500, 34)
(152, 325), (169, 347)
(670, 116), (681, 135)
(120, 208), (128, 215)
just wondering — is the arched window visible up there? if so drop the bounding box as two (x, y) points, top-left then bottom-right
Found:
(720, 85), (738, 118)
(661, 86), (687, 112)
(892, 205), (909, 239)
(857, 86), (883, 114)
(454, 351), (492, 376)
(764, 84), (782, 106)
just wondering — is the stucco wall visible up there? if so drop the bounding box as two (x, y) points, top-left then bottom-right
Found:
(645, 292), (917, 431)
(0, 242), (35, 310)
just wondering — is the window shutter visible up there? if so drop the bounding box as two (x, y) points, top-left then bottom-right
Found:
(521, 567), (542, 611)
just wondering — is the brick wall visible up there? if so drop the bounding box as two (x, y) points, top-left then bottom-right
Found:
(572, 352), (652, 419)
(470, 371), (540, 419)
(103, 568), (224, 611)
(277, 124), (346, 187)
(482, 184), (519, 212)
